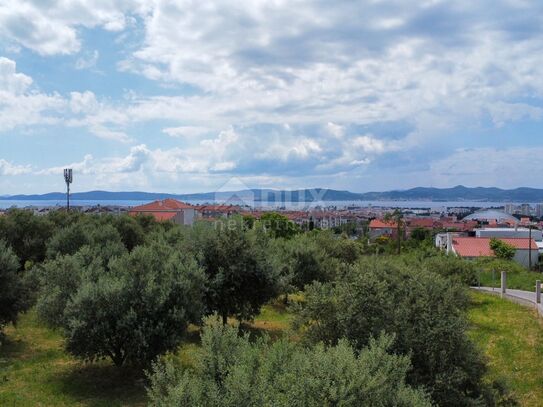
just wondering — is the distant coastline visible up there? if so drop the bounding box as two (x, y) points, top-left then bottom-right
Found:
(2, 185), (543, 203)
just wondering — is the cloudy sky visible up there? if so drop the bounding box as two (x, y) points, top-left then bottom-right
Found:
(1, 0), (542, 194)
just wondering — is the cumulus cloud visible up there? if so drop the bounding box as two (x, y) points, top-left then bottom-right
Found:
(0, 62), (129, 141)
(0, 57), (65, 130)
(0, 159), (31, 175)
(116, 0), (543, 130)
(0, 1), (144, 55)
(0, 57), (32, 93)
(2, 1), (543, 191)
(70, 91), (99, 114)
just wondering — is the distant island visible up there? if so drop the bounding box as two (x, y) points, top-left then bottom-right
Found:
(3, 185), (543, 203)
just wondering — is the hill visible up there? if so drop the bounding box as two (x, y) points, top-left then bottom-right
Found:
(3, 186), (543, 202)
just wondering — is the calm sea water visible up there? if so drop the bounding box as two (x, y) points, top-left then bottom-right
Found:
(0, 199), (509, 210)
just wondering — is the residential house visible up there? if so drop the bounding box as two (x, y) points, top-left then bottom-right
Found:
(129, 199), (200, 226)
(369, 219), (400, 239)
(447, 236), (538, 268)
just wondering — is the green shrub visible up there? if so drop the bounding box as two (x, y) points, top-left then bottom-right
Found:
(489, 238), (516, 260)
(0, 240), (28, 337)
(0, 209), (53, 266)
(295, 257), (493, 406)
(63, 245), (206, 366)
(187, 218), (279, 324)
(146, 317), (431, 406)
(423, 255), (478, 286)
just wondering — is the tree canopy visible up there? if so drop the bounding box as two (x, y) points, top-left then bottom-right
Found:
(147, 317), (431, 407)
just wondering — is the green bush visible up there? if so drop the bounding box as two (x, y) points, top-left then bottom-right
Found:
(0, 240), (28, 337)
(295, 258), (494, 406)
(422, 255), (478, 286)
(0, 209), (53, 266)
(146, 317), (431, 406)
(187, 218), (279, 324)
(46, 221), (126, 262)
(489, 238), (516, 260)
(63, 245), (206, 366)
(34, 254), (92, 328)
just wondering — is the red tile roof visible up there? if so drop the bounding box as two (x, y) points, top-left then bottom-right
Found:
(369, 219), (397, 229)
(452, 237), (538, 258)
(130, 199), (196, 212)
(407, 218), (435, 228)
(199, 204), (240, 213)
(440, 221), (477, 231)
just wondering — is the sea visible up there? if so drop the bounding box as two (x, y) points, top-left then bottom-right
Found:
(0, 199), (511, 211)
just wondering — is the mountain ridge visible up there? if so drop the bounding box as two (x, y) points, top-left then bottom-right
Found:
(2, 186), (543, 202)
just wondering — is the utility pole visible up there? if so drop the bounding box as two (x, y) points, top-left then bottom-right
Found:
(385, 209), (403, 255)
(64, 168), (73, 211)
(528, 223), (532, 271)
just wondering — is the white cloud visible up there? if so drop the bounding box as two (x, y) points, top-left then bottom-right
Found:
(75, 50), (99, 70)
(89, 126), (131, 143)
(0, 1), (145, 55)
(0, 57), (65, 130)
(0, 159), (31, 175)
(0, 57), (32, 93)
(114, 0), (543, 133)
(38, 154), (95, 176)
(429, 147), (543, 188)
(163, 126), (211, 138)
(70, 91), (99, 114)
(0, 61), (130, 142)
(352, 135), (387, 154)
(326, 122), (345, 138)
(3, 2), (543, 192)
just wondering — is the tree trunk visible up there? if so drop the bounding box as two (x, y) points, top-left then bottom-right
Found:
(397, 223), (401, 255)
(110, 352), (125, 367)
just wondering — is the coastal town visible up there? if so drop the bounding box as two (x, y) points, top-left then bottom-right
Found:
(3, 198), (543, 269)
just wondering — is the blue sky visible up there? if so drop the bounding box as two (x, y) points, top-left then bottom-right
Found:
(1, 0), (543, 194)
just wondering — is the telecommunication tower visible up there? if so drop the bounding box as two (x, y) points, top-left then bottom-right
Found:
(64, 168), (73, 210)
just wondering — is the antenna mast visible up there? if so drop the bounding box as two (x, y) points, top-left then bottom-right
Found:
(64, 168), (73, 210)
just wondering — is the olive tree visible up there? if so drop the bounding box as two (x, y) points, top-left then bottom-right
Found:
(62, 244), (206, 366)
(0, 209), (53, 267)
(0, 240), (28, 337)
(189, 218), (278, 324)
(295, 258), (499, 406)
(147, 317), (431, 407)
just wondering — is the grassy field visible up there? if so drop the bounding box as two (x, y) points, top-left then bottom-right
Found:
(0, 303), (294, 407)
(469, 291), (543, 406)
(4, 294), (543, 406)
(0, 310), (147, 406)
(478, 269), (542, 291)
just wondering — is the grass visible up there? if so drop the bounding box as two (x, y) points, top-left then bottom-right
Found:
(4, 292), (543, 406)
(0, 301), (295, 406)
(468, 291), (543, 406)
(0, 310), (147, 407)
(478, 269), (543, 291)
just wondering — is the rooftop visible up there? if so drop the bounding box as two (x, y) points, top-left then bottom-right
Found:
(369, 219), (398, 228)
(464, 209), (519, 224)
(129, 199), (196, 212)
(452, 237), (538, 258)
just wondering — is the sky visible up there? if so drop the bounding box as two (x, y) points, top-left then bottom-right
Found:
(1, 0), (543, 195)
